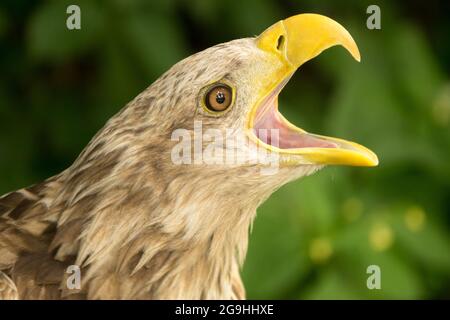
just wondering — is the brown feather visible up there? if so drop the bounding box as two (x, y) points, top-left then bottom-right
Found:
(0, 38), (321, 299)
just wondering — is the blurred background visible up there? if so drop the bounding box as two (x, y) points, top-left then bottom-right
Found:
(0, 0), (449, 299)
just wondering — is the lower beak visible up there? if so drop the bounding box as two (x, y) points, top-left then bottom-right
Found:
(251, 14), (378, 167)
(277, 131), (379, 167)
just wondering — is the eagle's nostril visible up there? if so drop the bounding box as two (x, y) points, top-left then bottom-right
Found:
(276, 35), (285, 51)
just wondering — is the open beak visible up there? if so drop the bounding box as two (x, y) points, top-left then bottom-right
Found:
(248, 14), (378, 167)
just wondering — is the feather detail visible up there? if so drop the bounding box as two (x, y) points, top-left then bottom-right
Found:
(0, 271), (18, 300)
(0, 38), (321, 299)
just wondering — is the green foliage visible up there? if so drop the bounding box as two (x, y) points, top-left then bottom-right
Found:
(0, 0), (449, 299)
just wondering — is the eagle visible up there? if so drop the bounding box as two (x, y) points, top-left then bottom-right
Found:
(0, 14), (377, 300)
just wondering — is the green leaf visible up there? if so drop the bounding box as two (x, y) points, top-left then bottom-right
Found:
(389, 23), (444, 112)
(28, 0), (105, 62)
(392, 211), (450, 274)
(123, 12), (188, 77)
(335, 217), (425, 299)
(242, 189), (311, 299)
(301, 269), (361, 300)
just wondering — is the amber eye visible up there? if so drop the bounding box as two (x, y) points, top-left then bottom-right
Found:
(204, 84), (233, 112)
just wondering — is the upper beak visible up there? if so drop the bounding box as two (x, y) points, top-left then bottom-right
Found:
(252, 14), (378, 167)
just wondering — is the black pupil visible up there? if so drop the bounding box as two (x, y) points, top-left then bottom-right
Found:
(216, 91), (226, 104)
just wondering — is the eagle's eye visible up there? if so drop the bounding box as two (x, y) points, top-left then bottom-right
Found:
(204, 84), (233, 112)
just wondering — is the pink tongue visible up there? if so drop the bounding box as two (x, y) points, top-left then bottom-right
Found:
(278, 132), (337, 149)
(254, 107), (337, 149)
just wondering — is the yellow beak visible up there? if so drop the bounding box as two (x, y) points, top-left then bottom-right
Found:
(252, 14), (378, 167)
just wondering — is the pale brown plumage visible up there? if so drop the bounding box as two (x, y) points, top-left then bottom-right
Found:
(0, 14), (373, 299)
(0, 39), (303, 299)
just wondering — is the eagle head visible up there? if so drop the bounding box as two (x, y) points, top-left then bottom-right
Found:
(113, 14), (377, 199)
(0, 14), (378, 300)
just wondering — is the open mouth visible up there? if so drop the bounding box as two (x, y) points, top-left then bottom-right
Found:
(247, 74), (379, 167)
(253, 77), (337, 150)
(247, 14), (378, 167)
